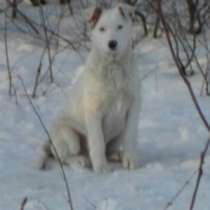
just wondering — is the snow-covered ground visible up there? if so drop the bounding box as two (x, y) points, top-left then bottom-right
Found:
(0, 4), (210, 210)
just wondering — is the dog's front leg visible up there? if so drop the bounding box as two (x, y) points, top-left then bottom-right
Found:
(85, 112), (110, 173)
(121, 98), (140, 170)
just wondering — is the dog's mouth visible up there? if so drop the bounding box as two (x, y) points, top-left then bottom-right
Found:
(109, 51), (118, 60)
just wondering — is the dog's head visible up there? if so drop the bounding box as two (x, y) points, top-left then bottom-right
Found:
(88, 4), (134, 61)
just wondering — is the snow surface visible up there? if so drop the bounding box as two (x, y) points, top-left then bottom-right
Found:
(0, 4), (210, 210)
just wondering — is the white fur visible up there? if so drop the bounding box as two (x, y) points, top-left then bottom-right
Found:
(38, 4), (141, 173)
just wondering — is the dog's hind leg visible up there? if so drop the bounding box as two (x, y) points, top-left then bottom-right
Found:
(50, 122), (89, 168)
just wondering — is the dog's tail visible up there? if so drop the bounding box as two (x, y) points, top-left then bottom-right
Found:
(35, 141), (52, 170)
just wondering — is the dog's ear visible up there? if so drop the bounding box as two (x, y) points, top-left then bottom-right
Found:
(118, 3), (135, 21)
(85, 7), (103, 30)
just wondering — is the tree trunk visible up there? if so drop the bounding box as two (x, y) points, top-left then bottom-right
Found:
(12, 0), (17, 19)
(186, 0), (202, 34)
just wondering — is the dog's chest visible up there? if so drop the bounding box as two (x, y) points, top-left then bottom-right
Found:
(103, 63), (127, 90)
(84, 62), (131, 115)
(103, 91), (130, 141)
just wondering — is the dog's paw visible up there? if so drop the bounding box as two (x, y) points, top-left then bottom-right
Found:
(93, 160), (112, 173)
(107, 151), (122, 162)
(75, 156), (90, 167)
(96, 164), (112, 173)
(66, 156), (90, 168)
(122, 153), (136, 170)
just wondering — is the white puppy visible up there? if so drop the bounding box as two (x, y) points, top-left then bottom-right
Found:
(37, 3), (141, 173)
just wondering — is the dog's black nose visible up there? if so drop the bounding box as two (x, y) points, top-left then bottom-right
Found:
(108, 40), (117, 50)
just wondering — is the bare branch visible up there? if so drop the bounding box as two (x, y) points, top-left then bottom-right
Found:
(163, 170), (196, 210)
(32, 55), (43, 98)
(18, 76), (74, 210)
(157, 1), (210, 210)
(189, 135), (210, 210)
(38, 4), (54, 83)
(20, 197), (28, 210)
(156, 0), (210, 131)
(4, 11), (13, 96)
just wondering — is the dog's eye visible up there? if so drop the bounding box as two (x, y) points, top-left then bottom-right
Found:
(99, 27), (106, 32)
(117, 25), (123, 30)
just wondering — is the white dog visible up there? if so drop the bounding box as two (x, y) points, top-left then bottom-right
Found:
(37, 3), (141, 173)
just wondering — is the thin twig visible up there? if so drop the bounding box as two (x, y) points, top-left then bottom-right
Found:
(32, 56), (43, 98)
(18, 76), (74, 210)
(189, 136), (210, 210)
(163, 170), (196, 210)
(6, 0), (40, 35)
(4, 12), (13, 96)
(39, 4), (54, 83)
(20, 197), (28, 210)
